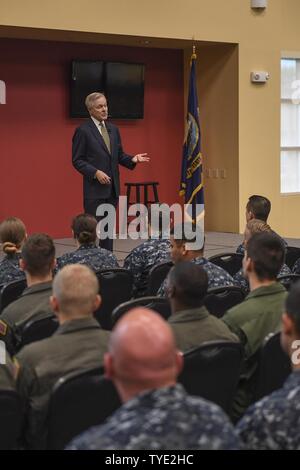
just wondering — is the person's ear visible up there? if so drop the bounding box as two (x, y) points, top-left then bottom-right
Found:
(93, 294), (101, 312)
(282, 312), (294, 337)
(104, 352), (114, 379)
(19, 259), (26, 271)
(50, 295), (59, 313)
(175, 350), (184, 376)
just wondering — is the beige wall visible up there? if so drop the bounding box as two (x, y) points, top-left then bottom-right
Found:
(2, 0), (300, 236)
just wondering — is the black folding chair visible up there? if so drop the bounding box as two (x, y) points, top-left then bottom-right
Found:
(254, 332), (292, 401)
(0, 390), (22, 450)
(17, 314), (59, 350)
(47, 367), (121, 450)
(285, 246), (300, 270)
(94, 268), (133, 330)
(203, 285), (245, 318)
(112, 296), (171, 326)
(178, 341), (243, 414)
(277, 273), (300, 291)
(0, 278), (27, 313)
(208, 253), (243, 277)
(147, 261), (173, 296)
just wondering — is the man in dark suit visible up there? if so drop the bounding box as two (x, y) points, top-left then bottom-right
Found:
(72, 92), (149, 251)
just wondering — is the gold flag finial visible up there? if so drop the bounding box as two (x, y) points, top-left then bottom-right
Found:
(191, 44), (197, 60)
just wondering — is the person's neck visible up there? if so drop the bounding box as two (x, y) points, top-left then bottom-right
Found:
(116, 378), (177, 404)
(248, 275), (276, 292)
(172, 300), (201, 314)
(185, 250), (203, 261)
(58, 312), (92, 325)
(26, 273), (52, 288)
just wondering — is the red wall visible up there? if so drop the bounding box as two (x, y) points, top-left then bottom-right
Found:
(0, 39), (183, 238)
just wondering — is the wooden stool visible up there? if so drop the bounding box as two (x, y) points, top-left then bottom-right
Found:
(125, 182), (159, 207)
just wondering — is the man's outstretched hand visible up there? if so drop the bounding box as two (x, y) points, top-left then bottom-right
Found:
(132, 153), (150, 163)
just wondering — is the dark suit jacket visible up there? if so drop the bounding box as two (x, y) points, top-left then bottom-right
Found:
(72, 118), (136, 199)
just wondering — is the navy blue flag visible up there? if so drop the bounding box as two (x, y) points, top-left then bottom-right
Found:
(180, 49), (204, 223)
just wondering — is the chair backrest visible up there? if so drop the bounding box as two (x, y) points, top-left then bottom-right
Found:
(254, 331), (292, 401)
(178, 341), (243, 414)
(94, 268), (133, 330)
(0, 390), (22, 450)
(47, 367), (121, 450)
(18, 314), (59, 350)
(0, 278), (27, 313)
(285, 246), (300, 270)
(277, 273), (300, 291)
(112, 296), (171, 326)
(208, 252), (243, 276)
(203, 286), (245, 318)
(147, 261), (173, 295)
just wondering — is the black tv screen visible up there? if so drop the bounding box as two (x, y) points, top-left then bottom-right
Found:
(70, 60), (145, 119)
(70, 61), (105, 118)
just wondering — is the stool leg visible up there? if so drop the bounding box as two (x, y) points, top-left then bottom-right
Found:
(136, 185), (141, 204)
(153, 184), (159, 203)
(144, 184), (149, 209)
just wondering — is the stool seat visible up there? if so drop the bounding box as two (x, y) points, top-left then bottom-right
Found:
(125, 181), (159, 207)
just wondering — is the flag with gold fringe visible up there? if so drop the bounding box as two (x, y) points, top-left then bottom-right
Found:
(180, 47), (204, 223)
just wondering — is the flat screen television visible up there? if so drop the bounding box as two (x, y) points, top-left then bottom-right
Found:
(70, 60), (145, 119)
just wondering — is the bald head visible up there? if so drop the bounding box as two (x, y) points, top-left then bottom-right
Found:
(105, 308), (183, 402)
(51, 264), (100, 319)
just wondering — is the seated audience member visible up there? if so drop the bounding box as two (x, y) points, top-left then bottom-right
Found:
(236, 195), (287, 255)
(16, 264), (110, 449)
(55, 213), (118, 272)
(234, 219), (291, 295)
(237, 282), (300, 450)
(0, 217), (26, 285)
(0, 352), (18, 391)
(124, 212), (171, 297)
(223, 232), (287, 421)
(158, 223), (234, 296)
(166, 262), (239, 351)
(67, 308), (241, 450)
(0, 233), (56, 355)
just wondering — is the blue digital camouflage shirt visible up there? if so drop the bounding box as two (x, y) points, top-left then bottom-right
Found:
(158, 257), (234, 297)
(123, 238), (171, 297)
(0, 253), (25, 285)
(233, 264), (291, 295)
(67, 384), (241, 450)
(55, 244), (119, 273)
(237, 370), (300, 450)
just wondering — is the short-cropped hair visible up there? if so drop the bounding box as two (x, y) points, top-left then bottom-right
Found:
(167, 261), (208, 308)
(246, 232), (285, 281)
(285, 281), (300, 335)
(21, 233), (55, 277)
(246, 195), (271, 222)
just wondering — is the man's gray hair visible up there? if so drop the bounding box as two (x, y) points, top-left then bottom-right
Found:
(85, 92), (106, 111)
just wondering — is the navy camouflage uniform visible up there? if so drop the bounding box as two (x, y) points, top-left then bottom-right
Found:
(292, 258), (300, 274)
(234, 263), (291, 295)
(55, 243), (119, 273)
(158, 257), (234, 297)
(67, 384), (241, 450)
(0, 253), (25, 285)
(237, 370), (300, 450)
(236, 231), (288, 255)
(123, 238), (171, 297)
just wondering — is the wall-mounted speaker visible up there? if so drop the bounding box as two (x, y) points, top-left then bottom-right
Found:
(251, 0), (267, 8)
